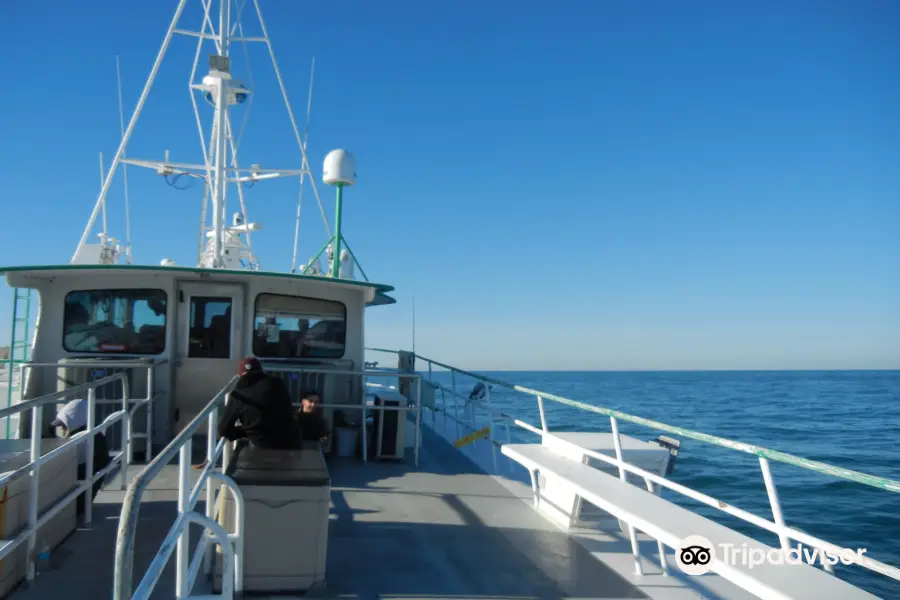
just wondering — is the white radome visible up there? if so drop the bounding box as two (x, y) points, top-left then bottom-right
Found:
(323, 149), (356, 186)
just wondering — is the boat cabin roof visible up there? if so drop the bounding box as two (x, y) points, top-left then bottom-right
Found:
(0, 264), (397, 307)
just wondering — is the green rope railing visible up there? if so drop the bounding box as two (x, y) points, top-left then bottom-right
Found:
(365, 347), (900, 494)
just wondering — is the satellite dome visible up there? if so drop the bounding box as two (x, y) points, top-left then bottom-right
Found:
(323, 149), (356, 186)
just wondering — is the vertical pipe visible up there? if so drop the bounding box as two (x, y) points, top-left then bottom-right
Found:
(330, 184), (344, 278)
(210, 0), (231, 268)
(611, 416), (643, 576)
(759, 457), (791, 551)
(26, 405), (42, 582)
(176, 443), (191, 597)
(85, 389), (96, 526)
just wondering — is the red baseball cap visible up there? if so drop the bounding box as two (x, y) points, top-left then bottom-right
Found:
(238, 357), (262, 375)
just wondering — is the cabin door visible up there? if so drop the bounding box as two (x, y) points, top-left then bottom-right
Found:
(173, 282), (244, 433)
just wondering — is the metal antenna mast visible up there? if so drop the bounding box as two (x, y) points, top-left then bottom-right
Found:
(72, 0), (330, 270)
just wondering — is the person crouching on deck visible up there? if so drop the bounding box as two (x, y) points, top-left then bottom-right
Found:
(217, 357), (300, 449)
(52, 398), (112, 517)
(296, 391), (330, 447)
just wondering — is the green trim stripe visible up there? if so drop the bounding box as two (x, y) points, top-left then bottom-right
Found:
(0, 263), (395, 293)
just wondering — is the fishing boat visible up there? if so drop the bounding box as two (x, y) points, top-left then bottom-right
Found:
(1, 2), (898, 599)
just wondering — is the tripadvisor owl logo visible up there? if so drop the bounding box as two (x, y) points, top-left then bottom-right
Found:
(676, 534), (868, 575)
(676, 535), (715, 575)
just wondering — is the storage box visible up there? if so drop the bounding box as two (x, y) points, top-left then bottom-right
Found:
(216, 442), (330, 593)
(0, 438), (78, 597)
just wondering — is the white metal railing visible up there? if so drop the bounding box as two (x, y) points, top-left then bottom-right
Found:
(264, 364), (423, 466)
(0, 372), (151, 585)
(114, 376), (244, 600)
(115, 365), (423, 600)
(16, 358), (164, 466)
(366, 347), (900, 588)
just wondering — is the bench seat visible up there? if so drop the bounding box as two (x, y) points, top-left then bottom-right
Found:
(502, 443), (878, 600)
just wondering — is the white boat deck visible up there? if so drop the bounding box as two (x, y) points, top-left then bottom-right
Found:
(2, 423), (770, 600)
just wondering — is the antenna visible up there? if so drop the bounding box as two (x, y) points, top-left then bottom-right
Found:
(99, 152), (107, 240)
(412, 296), (417, 355)
(72, 0), (324, 270)
(291, 56), (315, 273)
(116, 54), (133, 264)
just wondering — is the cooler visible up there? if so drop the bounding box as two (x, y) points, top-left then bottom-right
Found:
(216, 441), (330, 593)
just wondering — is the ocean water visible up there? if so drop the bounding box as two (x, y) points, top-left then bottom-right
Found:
(423, 369), (900, 599)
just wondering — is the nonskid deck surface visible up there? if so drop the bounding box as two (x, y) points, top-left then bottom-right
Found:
(6, 426), (753, 600)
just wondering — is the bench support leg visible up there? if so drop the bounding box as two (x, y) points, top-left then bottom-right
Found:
(610, 416), (644, 576)
(529, 469), (541, 508)
(644, 479), (669, 576)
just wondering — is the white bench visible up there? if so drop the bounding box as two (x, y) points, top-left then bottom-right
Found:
(502, 443), (878, 600)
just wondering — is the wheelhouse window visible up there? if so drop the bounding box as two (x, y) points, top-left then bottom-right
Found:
(188, 297), (232, 359)
(253, 294), (346, 359)
(63, 289), (167, 354)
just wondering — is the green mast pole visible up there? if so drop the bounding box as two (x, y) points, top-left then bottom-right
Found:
(331, 183), (344, 278)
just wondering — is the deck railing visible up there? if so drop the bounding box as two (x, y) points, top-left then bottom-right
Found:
(114, 365), (423, 600)
(15, 358), (164, 465)
(264, 364), (423, 466)
(0, 371), (152, 585)
(366, 347), (900, 587)
(113, 376), (243, 600)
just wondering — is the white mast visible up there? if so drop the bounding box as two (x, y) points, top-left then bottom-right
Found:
(209, 0), (231, 268)
(71, 0), (331, 271)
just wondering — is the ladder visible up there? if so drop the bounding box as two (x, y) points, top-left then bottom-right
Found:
(5, 288), (33, 439)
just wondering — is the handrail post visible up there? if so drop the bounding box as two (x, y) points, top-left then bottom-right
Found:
(414, 374), (422, 467)
(361, 385), (368, 465)
(536, 395), (548, 432)
(451, 371), (460, 439)
(485, 385), (498, 474)
(26, 403), (42, 582)
(146, 363), (155, 461)
(610, 416), (643, 576)
(759, 457), (790, 551)
(427, 361), (434, 425)
(176, 442), (191, 597)
(204, 407), (218, 577)
(85, 388), (96, 526)
(122, 374), (131, 490)
(208, 471), (245, 594)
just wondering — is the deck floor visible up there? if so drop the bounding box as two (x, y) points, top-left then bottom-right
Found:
(7, 424), (765, 600)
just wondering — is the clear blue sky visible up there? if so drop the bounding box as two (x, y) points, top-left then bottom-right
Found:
(1, 0), (898, 370)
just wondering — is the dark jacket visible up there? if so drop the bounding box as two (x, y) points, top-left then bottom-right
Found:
(218, 372), (299, 449)
(69, 425), (111, 515)
(296, 411), (329, 441)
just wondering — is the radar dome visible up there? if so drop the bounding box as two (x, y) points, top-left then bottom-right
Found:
(323, 149), (356, 186)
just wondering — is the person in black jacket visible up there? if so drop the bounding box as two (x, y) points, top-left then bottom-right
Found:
(296, 391), (329, 445)
(217, 357), (300, 449)
(52, 398), (111, 517)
